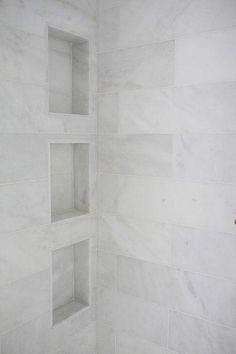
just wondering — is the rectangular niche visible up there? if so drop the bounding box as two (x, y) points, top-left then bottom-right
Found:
(50, 143), (90, 223)
(48, 26), (89, 115)
(52, 239), (90, 325)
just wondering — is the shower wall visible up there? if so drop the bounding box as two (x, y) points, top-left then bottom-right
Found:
(97, 1), (236, 353)
(0, 1), (97, 353)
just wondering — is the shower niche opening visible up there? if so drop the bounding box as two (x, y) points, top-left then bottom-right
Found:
(48, 26), (89, 115)
(52, 239), (90, 326)
(50, 142), (90, 223)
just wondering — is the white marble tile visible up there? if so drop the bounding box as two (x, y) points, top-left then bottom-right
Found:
(169, 311), (236, 354)
(116, 332), (179, 354)
(1, 313), (50, 354)
(45, 0), (96, 39)
(0, 80), (46, 134)
(99, 213), (171, 265)
(0, 23), (47, 85)
(0, 226), (49, 286)
(98, 41), (174, 92)
(0, 181), (48, 234)
(0, 134), (48, 183)
(175, 28), (236, 86)
(98, 251), (117, 289)
(0, 270), (50, 334)
(98, 83), (236, 134)
(70, 322), (97, 354)
(0, 0), (46, 36)
(174, 133), (236, 183)
(98, 288), (168, 346)
(172, 225), (236, 280)
(99, 173), (236, 233)
(97, 324), (116, 354)
(118, 256), (236, 326)
(98, 0), (236, 51)
(99, 134), (173, 177)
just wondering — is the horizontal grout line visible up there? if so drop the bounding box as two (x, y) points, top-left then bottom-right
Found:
(97, 24), (236, 55)
(98, 286), (236, 330)
(97, 171), (236, 187)
(0, 178), (48, 187)
(97, 248), (236, 285)
(98, 210), (236, 238)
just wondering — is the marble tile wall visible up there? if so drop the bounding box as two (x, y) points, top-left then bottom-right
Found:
(0, 0), (97, 353)
(97, 0), (236, 353)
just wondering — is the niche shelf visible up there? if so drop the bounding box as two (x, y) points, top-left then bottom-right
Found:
(48, 26), (89, 115)
(52, 239), (90, 325)
(50, 142), (90, 223)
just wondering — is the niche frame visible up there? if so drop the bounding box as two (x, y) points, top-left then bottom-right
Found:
(48, 139), (93, 224)
(51, 238), (91, 326)
(46, 24), (93, 118)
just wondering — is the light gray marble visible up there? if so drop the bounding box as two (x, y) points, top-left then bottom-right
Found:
(98, 41), (174, 92)
(172, 226), (236, 280)
(99, 173), (236, 233)
(116, 332), (179, 354)
(0, 181), (48, 234)
(98, 83), (236, 134)
(175, 28), (236, 85)
(70, 322), (97, 354)
(99, 134), (173, 177)
(98, 251), (117, 289)
(98, 0), (236, 51)
(0, 0), (46, 36)
(0, 270), (50, 334)
(98, 288), (168, 346)
(1, 313), (50, 354)
(97, 324), (116, 354)
(118, 255), (236, 326)
(0, 134), (48, 183)
(169, 311), (236, 354)
(174, 133), (236, 183)
(0, 23), (47, 85)
(99, 213), (172, 265)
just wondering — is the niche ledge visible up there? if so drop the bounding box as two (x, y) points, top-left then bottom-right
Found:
(48, 26), (89, 115)
(50, 142), (90, 223)
(52, 239), (90, 326)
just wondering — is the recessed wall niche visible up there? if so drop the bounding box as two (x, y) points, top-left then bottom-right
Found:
(50, 143), (90, 222)
(48, 26), (89, 115)
(52, 239), (90, 325)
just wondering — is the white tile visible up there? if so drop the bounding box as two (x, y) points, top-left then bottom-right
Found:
(0, 80), (46, 134)
(99, 214), (171, 265)
(99, 134), (173, 177)
(0, 23), (47, 85)
(97, 324), (116, 354)
(98, 288), (168, 346)
(174, 133), (236, 183)
(98, 41), (174, 92)
(45, 0), (96, 39)
(169, 311), (236, 354)
(118, 256), (236, 326)
(99, 174), (236, 233)
(0, 270), (50, 334)
(98, 251), (117, 289)
(175, 28), (236, 85)
(116, 332), (178, 354)
(1, 314), (50, 354)
(70, 322), (97, 354)
(0, 181), (48, 234)
(172, 225), (236, 280)
(0, 0), (46, 36)
(0, 226), (49, 286)
(0, 134), (48, 183)
(98, 0), (236, 51)
(98, 83), (236, 134)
